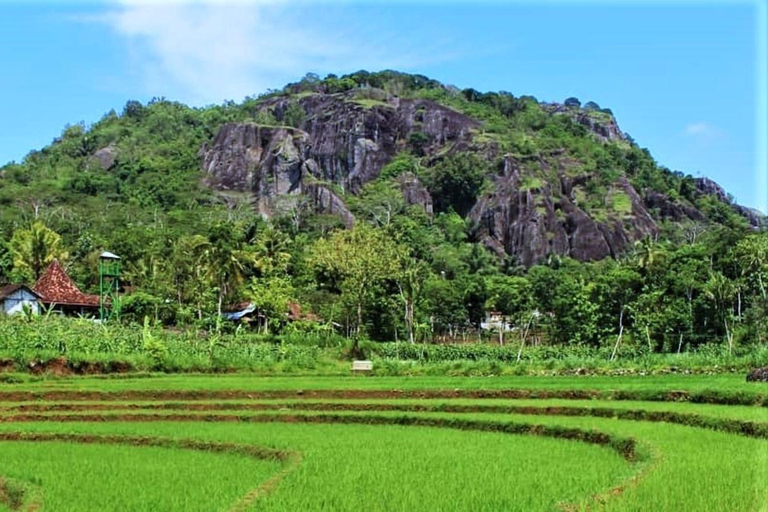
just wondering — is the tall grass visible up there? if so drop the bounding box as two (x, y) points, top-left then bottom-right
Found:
(0, 316), (765, 375)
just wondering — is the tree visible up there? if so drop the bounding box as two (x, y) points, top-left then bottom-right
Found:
(352, 179), (405, 227)
(395, 256), (429, 344)
(310, 225), (401, 352)
(196, 223), (257, 318)
(734, 234), (768, 300)
(424, 153), (488, 216)
(252, 224), (291, 277)
(583, 101), (601, 111)
(9, 221), (69, 282)
(486, 275), (533, 346)
(248, 276), (295, 333)
(704, 271), (736, 354)
(633, 237), (666, 275)
(592, 264), (641, 359)
(283, 102), (306, 128)
(564, 97), (581, 109)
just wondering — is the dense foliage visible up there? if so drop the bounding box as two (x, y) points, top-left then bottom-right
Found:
(0, 70), (765, 358)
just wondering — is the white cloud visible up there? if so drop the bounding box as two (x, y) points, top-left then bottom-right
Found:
(683, 122), (721, 139)
(90, 0), (448, 104)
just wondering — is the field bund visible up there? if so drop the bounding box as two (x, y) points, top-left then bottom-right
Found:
(0, 374), (765, 511)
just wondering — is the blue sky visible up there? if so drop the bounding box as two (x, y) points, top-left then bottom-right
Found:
(1, 1), (766, 212)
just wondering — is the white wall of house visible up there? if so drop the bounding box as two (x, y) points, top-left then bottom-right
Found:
(1, 289), (40, 316)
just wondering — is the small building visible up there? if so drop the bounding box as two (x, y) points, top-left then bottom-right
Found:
(480, 311), (512, 332)
(223, 302), (318, 326)
(33, 260), (101, 317)
(0, 284), (41, 316)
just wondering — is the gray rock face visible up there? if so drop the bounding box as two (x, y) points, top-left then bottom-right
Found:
(541, 104), (625, 142)
(262, 93), (477, 193)
(469, 157), (658, 266)
(200, 123), (308, 203)
(201, 91), (477, 221)
(644, 191), (705, 222)
(734, 205), (766, 229)
(303, 183), (355, 228)
(200, 89), (757, 265)
(398, 172), (433, 216)
(694, 177), (730, 204)
(89, 145), (118, 170)
(693, 177), (764, 228)
(574, 112), (624, 142)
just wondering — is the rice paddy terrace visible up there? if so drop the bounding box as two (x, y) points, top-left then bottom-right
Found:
(0, 374), (766, 511)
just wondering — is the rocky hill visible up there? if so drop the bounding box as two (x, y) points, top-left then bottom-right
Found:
(197, 72), (762, 265)
(1, 70), (762, 268)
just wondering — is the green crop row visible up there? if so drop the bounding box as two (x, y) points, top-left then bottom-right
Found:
(1, 316), (766, 376)
(0, 384), (766, 511)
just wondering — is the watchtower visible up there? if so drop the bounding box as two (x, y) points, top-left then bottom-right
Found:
(99, 251), (121, 322)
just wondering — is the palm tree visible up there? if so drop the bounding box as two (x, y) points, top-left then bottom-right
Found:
(252, 224), (291, 276)
(9, 221), (69, 282)
(196, 224), (258, 318)
(633, 237), (666, 274)
(704, 271), (736, 354)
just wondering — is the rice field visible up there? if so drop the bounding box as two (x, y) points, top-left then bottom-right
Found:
(0, 374), (766, 511)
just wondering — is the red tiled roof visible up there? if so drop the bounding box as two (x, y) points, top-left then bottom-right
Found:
(287, 302), (318, 322)
(33, 260), (100, 308)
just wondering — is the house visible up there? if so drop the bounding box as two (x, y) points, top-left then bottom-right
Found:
(223, 302), (259, 322)
(33, 260), (101, 317)
(0, 284), (41, 316)
(223, 302), (318, 326)
(480, 311), (512, 332)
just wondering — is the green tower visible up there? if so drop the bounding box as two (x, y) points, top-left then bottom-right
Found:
(99, 251), (121, 322)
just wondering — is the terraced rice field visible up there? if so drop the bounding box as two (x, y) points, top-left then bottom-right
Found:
(0, 375), (766, 511)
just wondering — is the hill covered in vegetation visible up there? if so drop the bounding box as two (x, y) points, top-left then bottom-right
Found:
(0, 70), (765, 352)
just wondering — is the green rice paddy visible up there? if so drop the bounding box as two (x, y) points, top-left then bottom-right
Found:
(0, 374), (765, 511)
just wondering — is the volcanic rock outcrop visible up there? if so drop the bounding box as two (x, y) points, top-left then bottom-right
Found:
(200, 88), (763, 265)
(468, 158), (658, 265)
(200, 91), (478, 217)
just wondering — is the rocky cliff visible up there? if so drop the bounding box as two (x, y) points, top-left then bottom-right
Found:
(468, 157), (658, 265)
(200, 90), (476, 219)
(200, 85), (762, 265)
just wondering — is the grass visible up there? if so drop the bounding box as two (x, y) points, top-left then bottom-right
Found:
(2, 373), (765, 394)
(0, 422), (631, 512)
(2, 316), (766, 376)
(520, 175), (544, 191)
(608, 190), (633, 215)
(0, 374), (766, 510)
(0, 440), (279, 512)
(348, 98), (392, 109)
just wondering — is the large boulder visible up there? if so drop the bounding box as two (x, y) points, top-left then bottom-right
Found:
(746, 367), (768, 382)
(89, 145), (118, 170)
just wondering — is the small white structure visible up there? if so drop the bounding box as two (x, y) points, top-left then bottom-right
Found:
(0, 285), (41, 316)
(352, 360), (373, 372)
(481, 311), (512, 332)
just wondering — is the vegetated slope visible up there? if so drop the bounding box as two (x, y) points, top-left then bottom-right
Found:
(0, 70), (762, 269)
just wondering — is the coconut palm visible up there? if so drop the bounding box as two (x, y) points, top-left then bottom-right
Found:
(9, 221), (68, 282)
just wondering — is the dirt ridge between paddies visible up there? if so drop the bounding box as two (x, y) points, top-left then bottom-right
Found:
(0, 387), (766, 405)
(0, 432), (300, 512)
(4, 401), (765, 440)
(0, 414), (646, 511)
(0, 413), (640, 461)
